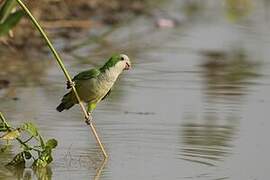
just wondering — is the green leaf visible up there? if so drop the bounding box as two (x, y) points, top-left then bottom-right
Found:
(0, 113), (58, 167)
(34, 159), (48, 168)
(39, 135), (45, 148)
(46, 139), (57, 149)
(0, 10), (24, 37)
(0, 145), (8, 152)
(6, 152), (25, 167)
(33, 138), (57, 168)
(0, 0), (17, 23)
(0, 122), (8, 132)
(0, 129), (21, 140)
(22, 122), (39, 137)
(46, 154), (53, 164)
(34, 149), (53, 167)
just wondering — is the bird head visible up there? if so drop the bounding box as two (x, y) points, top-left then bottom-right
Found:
(100, 54), (131, 72)
(120, 54), (131, 70)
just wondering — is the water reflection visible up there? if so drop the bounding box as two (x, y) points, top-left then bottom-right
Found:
(0, 53), (51, 101)
(200, 49), (260, 100)
(180, 49), (260, 166)
(8, 167), (52, 180)
(182, 0), (204, 18)
(0, 145), (14, 179)
(0, 157), (107, 180)
(180, 113), (238, 166)
(0, 144), (52, 180)
(0, 53), (50, 86)
(94, 158), (107, 180)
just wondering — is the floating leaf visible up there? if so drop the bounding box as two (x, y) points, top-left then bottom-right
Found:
(6, 151), (32, 167)
(0, 129), (21, 140)
(22, 122), (39, 137)
(0, 0), (17, 23)
(0, 10), (24, 37)
(6, 152), (25, 167)
(46, 139), (57, 149)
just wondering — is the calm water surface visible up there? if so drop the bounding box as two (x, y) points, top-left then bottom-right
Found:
(1, 0), (270, 179)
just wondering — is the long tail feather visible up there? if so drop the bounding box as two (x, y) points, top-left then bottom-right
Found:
(56, 103), (65, 112)
(56, 91), (75, 112)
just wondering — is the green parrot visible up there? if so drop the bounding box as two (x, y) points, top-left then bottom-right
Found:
(56, 54), (131, 116)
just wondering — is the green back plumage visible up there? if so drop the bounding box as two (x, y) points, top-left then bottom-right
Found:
(72, 68), (100, 81)
(71, 54), (122, 82)
(99, 54), (122, 72)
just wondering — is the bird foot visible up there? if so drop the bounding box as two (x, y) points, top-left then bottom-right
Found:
(85, 113), (93, 125)
(66, 80), (75, 89)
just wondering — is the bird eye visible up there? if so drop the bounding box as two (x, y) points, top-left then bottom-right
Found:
(120, 56), (125, 61)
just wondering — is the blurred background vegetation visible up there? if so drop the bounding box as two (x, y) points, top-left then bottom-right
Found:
(0, 0), (156, 48)
(0, 0), (159, 87)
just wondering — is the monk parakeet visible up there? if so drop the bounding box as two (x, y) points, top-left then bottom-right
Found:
(56, 54), (131, 115)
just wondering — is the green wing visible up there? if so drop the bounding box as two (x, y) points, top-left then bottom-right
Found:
(73, 68), (100, 81)
(67, 68), (100, 89)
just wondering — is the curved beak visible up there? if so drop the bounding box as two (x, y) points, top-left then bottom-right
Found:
(124, 62), (131, 70)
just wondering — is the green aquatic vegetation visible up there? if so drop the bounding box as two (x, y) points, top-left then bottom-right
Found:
(0, 0), (24, 37)
(0, 0), (17, 22)
(226, 0), (252, 22)
(0, 112), (57, 168)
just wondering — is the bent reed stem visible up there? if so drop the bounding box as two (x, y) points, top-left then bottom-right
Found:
(15, 0), (108, 158)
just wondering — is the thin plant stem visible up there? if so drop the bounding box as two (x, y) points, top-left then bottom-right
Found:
(94, 157), (108, 180)
(0, 112), (10, 128)
(14, 0), (108, 158)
